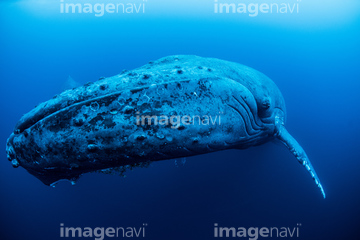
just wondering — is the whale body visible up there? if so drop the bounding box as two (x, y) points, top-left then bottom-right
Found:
(5, 55), (325, 198)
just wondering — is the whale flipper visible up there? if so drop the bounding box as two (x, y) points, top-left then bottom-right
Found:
(276, 125), (326, 198)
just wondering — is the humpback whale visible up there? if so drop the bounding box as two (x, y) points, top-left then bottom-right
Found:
(6, 55), (325, 198)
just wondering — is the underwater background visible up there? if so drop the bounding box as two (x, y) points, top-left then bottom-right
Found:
(0, 0), (359, 239)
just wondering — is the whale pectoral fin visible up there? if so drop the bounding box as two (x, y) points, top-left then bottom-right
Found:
(276, 126), (326, 199)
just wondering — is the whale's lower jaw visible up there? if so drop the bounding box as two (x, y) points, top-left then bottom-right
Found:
(7, 135), (275, 187)
(6, 112), (275, 187)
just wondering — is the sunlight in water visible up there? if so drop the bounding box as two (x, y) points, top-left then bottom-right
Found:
(8, 0), (360, 27)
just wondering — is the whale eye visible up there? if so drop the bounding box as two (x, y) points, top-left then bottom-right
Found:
(258, 98), (272, 118)
(261, 99), (270, 109)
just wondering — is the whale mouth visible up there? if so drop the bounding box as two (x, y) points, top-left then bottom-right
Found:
(13, 79), (114, 134)
(13, 82), (152, 134)
(13, 85), (91, 134)
(6, 138), (19, 168)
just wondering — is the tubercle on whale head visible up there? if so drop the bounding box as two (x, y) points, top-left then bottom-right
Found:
(6, 134), (20, 168)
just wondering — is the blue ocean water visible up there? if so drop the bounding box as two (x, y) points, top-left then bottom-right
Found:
(1, 1), (360, 240)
